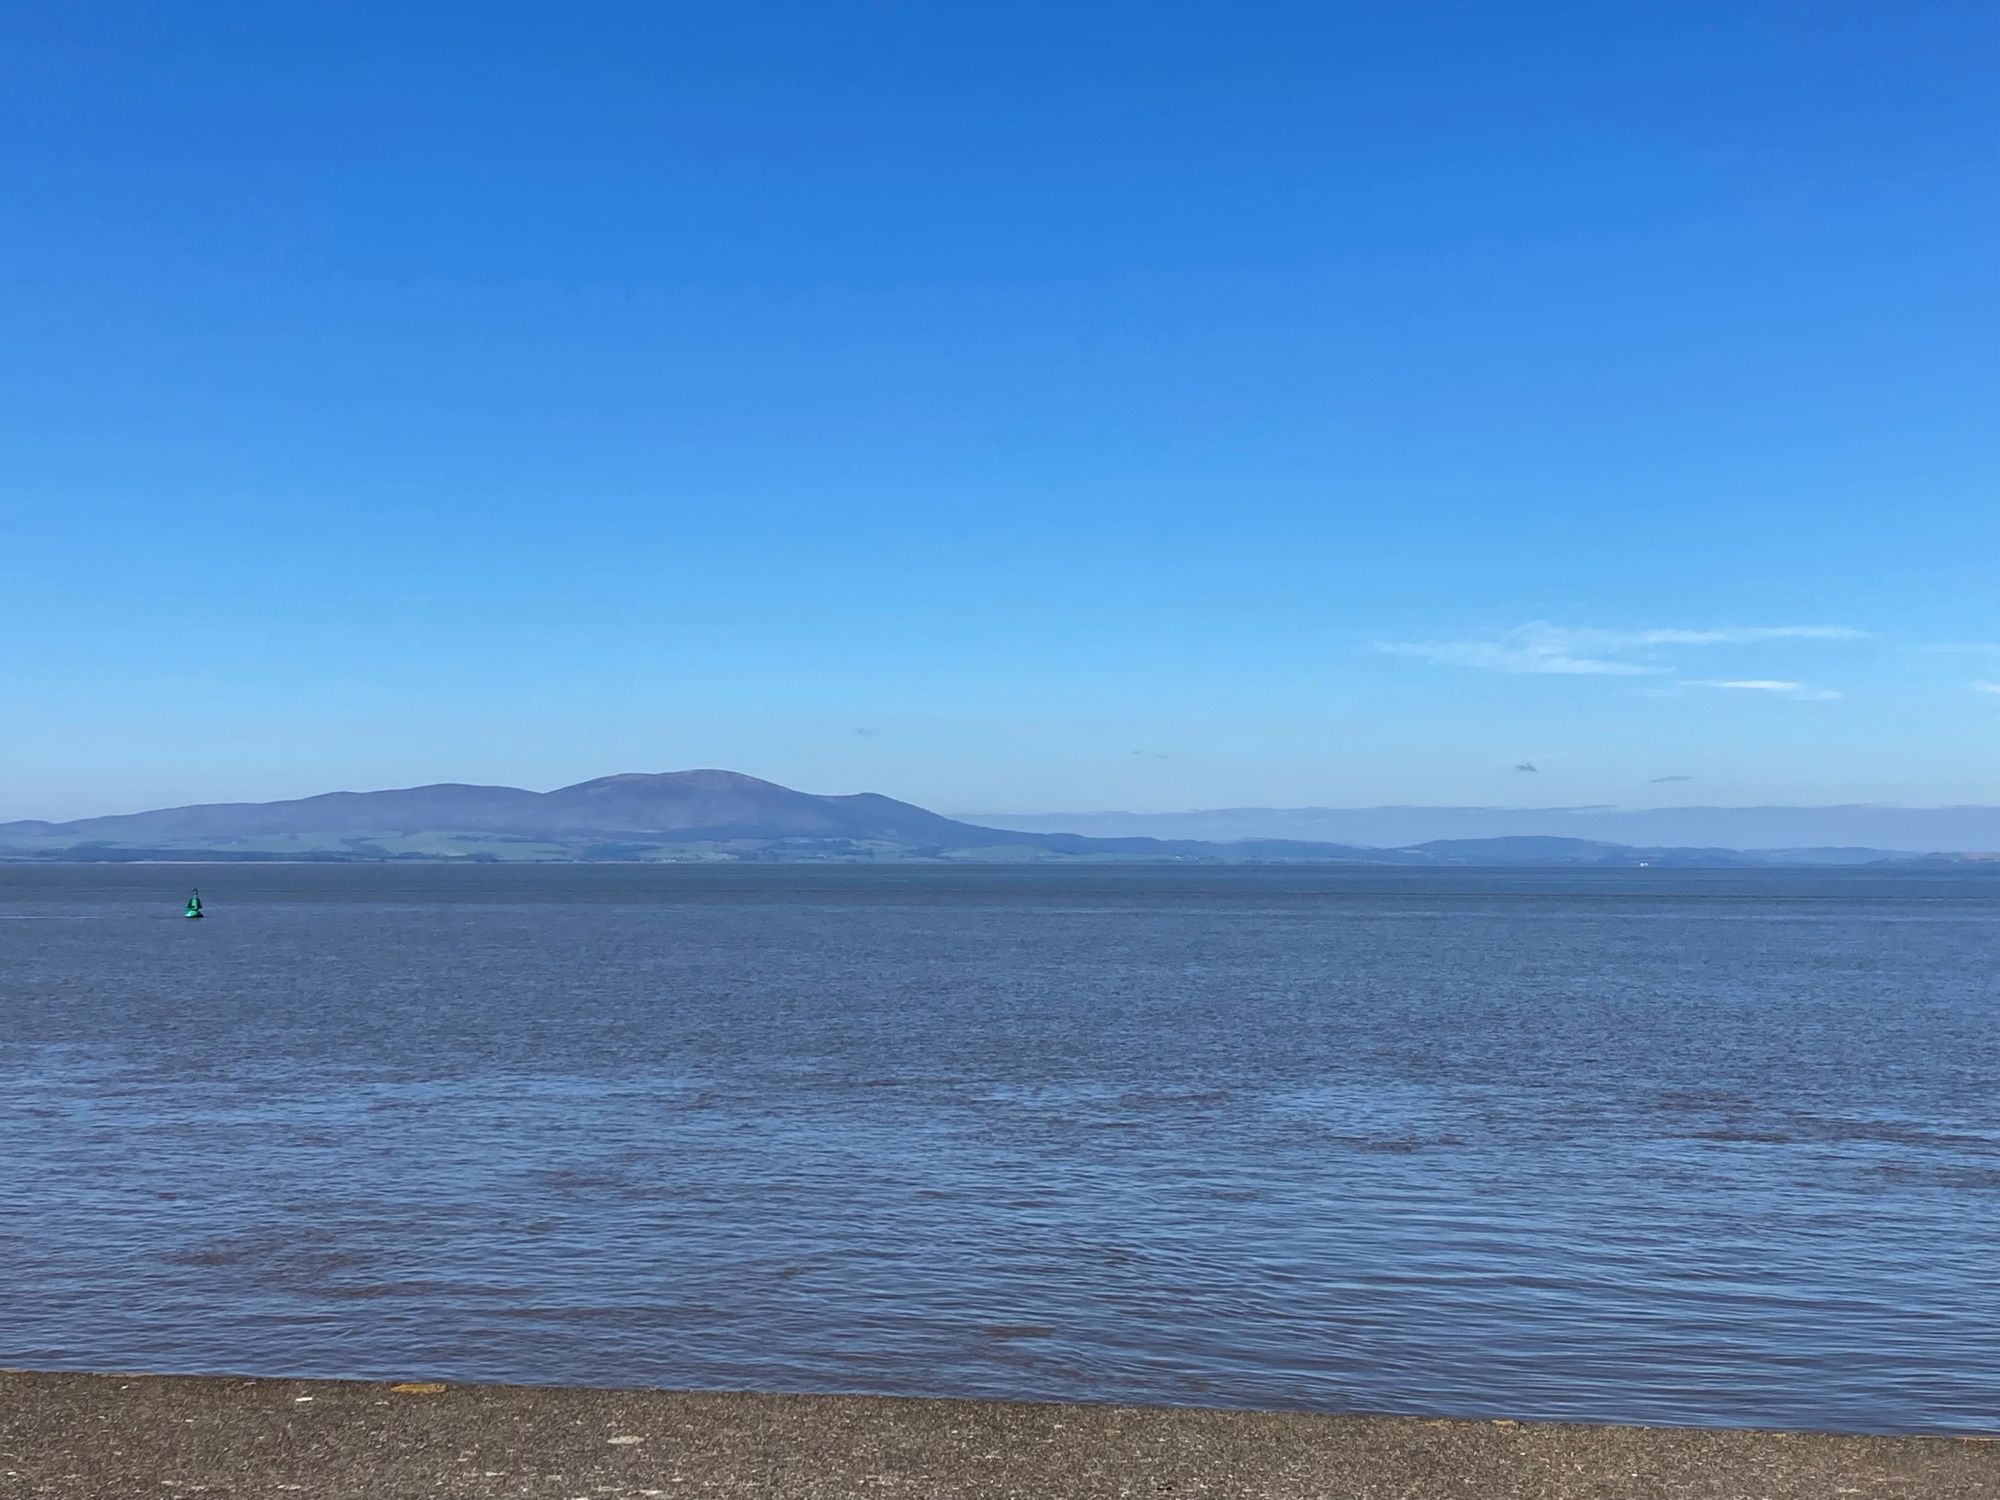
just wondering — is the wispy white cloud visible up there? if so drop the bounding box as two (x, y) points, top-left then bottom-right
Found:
(1375, 635), (1651, 675)
(1975, 682), (2000, 696)
(1590, 626), (1865, 647)
(1683, 679), (1842, 701)
(1374, 622), (1864, 678)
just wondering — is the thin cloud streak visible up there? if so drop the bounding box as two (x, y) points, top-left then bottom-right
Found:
(1975, 682), (2000, 696)
(1375, 638), (1652, 675)
(1683, 679), (1842, 701)
(1587, 626), (1865, 647)
(1375, 622), (1865, 677)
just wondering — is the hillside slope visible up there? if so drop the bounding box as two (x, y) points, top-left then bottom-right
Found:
(0, 771), (1389, 863)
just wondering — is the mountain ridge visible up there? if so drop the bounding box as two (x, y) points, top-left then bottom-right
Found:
(2, 773), (1990, 867)
(953, 803), (2000, 852)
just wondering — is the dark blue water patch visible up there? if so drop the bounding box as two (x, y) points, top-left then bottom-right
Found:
(0, 863), (1995, 1433)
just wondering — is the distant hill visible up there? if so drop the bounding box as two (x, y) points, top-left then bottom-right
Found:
(957, 803), (2000, 853)
(0, 771), (1391, 864)
(1403, 837), (1903, 868)
(1, 773), (1985, 866)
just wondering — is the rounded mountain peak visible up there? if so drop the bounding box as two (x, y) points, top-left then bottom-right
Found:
(555, 770), (789, 796)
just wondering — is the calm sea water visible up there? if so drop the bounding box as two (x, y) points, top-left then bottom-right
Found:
(1, 863), (1995, 1433)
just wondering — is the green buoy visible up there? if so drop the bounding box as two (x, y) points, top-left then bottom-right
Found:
(184, 888), (204, 919)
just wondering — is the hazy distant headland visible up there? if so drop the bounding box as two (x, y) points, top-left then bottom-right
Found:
(960, 803), (2000, 854)
(2, 770), (1992, 867)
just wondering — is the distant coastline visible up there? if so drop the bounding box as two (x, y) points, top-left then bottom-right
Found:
(2, 769), (1994, 868)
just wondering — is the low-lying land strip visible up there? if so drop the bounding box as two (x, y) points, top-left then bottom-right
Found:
(0, 1371), (1990, 1499)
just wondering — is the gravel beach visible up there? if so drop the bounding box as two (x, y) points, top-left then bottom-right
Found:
(1, 1371), (1992, 1499)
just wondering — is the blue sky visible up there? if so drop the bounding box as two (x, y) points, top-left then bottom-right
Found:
(3, 2), (1994, 819)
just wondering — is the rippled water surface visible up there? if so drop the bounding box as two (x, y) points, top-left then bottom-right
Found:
(1, 863), (1995, 1432)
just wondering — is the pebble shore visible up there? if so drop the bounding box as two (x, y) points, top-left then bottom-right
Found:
(1, 1371), (1992, 1499)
